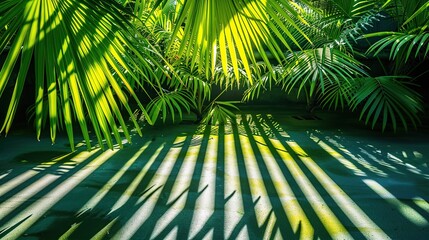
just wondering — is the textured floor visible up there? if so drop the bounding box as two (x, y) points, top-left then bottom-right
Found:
(1, 107), (429, 239)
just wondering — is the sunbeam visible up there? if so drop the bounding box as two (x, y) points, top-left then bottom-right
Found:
(268, 137), (349, 239)
(149, 133), (202, 239)
(1, 109), (428, 239)
(189, 126), (218, 239)
(109, 143), (166, 213)
(58, 142), (153, 238)
(89, 217), (118, 239)
(309, 135), (366, 177)
(291, 133), (390, 239)
(322, 135), (387, 177)
(0, 151), (96, 220)
(78, 142), (151, 214)
(223, 125), (247, 239)
(59, 222), (81, 240)
(308, 130), (429, 229)
(364, 179), (429, 227)
(250, 114), (346, 239)
(237, 116), (274, 234)
(0, 149), (114, 239)
(0, 153), (74, 198)
(414, 197), (429, 214)
(112, 136), (185, 239)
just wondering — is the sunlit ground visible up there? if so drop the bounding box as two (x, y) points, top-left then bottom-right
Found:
(1, 107), (429, 239)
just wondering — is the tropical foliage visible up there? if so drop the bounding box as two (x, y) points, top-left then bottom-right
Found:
(366, 0), (429, 70)
(358, 0), (428, 130)
(243, 0), (426, 131)
(0, 0), (162, 150)
(1, 0), (427, 150)
(128, 1), (264, 125)
(1, 0), (306, 149)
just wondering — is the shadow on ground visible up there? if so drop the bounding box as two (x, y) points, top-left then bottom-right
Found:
(1, 109), (429, 239)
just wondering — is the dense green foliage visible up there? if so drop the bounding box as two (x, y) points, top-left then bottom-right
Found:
(0, 0), (427, 149)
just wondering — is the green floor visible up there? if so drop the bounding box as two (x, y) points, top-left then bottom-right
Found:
(1, 107), (429, 239)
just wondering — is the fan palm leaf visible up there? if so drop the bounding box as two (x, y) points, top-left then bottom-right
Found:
(318, 78), (356, 110)
(202, 101), (240, 125)
(149, 0), (311, 83)
(242, 64), (281, 102)
(0, 0), (155, 150)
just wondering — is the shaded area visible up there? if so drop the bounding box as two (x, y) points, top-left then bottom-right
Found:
(0, 108), (429, 239)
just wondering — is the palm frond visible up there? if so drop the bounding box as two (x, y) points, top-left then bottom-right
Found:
(282, 46), (367, 98)
(402, 1), (429, 27)
(315, 1), (385, 50)
(381, 0), (429, 29)
(149, 0), (310, 83)
(172, 65), (212, 101)
(0, 0), (157, 150)
(366, 31), (429, 62)
(318, 78), (356, 110)
(146, 90), (195, 123)
(351, 76), (423, 131)
(203, 101), (239, 125)
(242, 64), (282, 102)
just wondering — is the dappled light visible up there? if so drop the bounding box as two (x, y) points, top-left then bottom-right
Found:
(1, 1), (428, 238)
(1, 111), (428, 239)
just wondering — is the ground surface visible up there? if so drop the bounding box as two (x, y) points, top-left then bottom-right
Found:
(1, 106), (429, 239)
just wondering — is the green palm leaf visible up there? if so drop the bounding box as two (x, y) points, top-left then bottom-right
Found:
(0, 0), (155, 150)
(242, 64), (281, 102)
(402, 1), (429, 27)
(351, 76), (423, 131)
(366, 31), (429, 61)
(203, 101), (239, 125)
(318, 78), (356, 110)
(151, 0), (310, 83)
(146, 90), (195, 123)
(282, 46), (367, 98)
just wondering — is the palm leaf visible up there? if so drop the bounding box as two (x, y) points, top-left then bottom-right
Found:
(401, 1), (429, 27)
(282, 46), (367, 98)
(366, 31), (429, 62)
(149, 0), (309, 83)
(203, 101), (239, 125)
(242, 64), (281, 102)
(172, 64), (212, 102)
(351, 76), (423, 131)
(0, 0), (156, 150)
(318, 78), (356, 110)
(146, 90), (195, 123)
